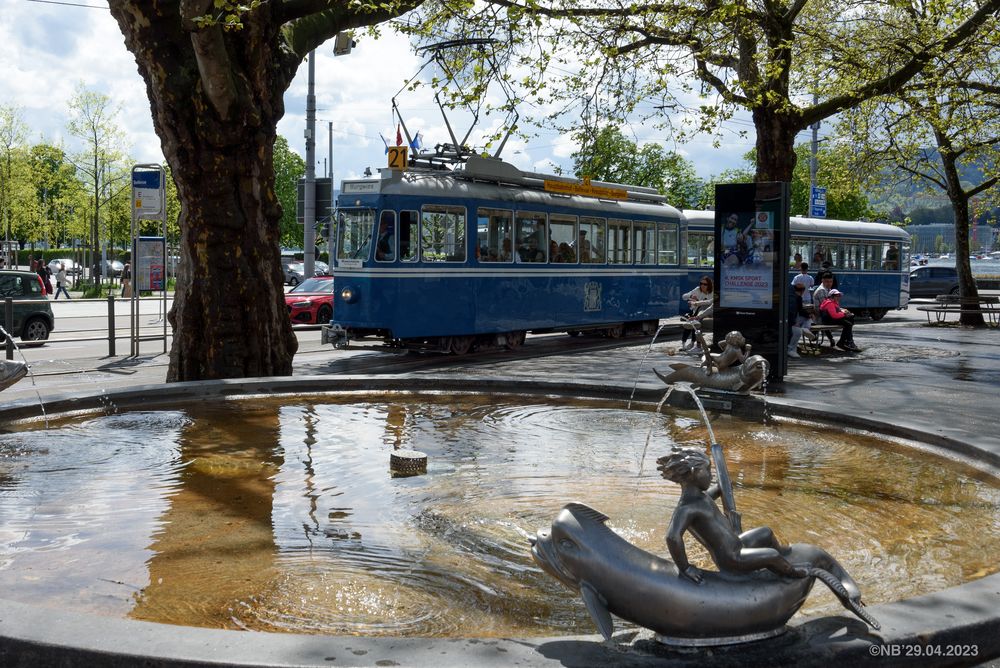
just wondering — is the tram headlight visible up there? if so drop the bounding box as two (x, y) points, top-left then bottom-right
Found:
(340, 285), (360, 303)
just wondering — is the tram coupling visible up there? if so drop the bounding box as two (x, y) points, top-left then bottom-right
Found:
(322, 323), (351, 350)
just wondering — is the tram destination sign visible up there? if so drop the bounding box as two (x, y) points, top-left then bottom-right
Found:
(543, 178), (628, 200)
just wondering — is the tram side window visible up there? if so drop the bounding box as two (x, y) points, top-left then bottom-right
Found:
(633, 222), (656, 264)
(337, 209), (375, 261)
(688, 232), (714, 267)
(399, 210), (419, 262)
(421, 205), (466, 262)
(657, 222), (678, 265)
(549, 214), (578, 263)
(375, 210), (396, 262)
(883, 242), (900, 269)
(515, 211), (547, 262)
(789, 241), (809, 268)
(608, 219), (632, 264)
(578, 217), (606, 263)
(478, 208), (513, 262)
(861, 242), (880, 270)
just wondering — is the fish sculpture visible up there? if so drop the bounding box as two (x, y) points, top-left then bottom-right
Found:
(654, 354), (769, 393)
(530, 503), (878, 644)
(0, 360), (27, 392)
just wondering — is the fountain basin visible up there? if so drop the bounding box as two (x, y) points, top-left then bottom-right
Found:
(1, 375), (998, 666)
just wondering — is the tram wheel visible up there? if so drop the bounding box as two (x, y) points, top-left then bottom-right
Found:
(504, 331), (526, 350)
(868, 308), (889, 321)
(606, 324), (624, 339)
(449, 335), (475, 355)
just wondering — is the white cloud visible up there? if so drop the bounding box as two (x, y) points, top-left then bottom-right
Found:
(0, 0), (751, 190)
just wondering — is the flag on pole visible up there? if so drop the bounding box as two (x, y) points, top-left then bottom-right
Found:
(409, 131), (423, 151)
(380, 133), (389, 154)
(395, 124), (403, 146)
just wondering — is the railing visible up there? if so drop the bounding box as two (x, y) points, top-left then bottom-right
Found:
(4, 295), (170, 361)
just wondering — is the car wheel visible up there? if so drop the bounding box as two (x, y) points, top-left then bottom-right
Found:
(316, 304), (332, 324)
(950, 286), (960, 295)
(288, 276), (299, 287)
(21, 317), (50, 344)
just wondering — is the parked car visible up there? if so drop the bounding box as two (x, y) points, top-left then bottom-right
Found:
(0, 270), (55, 343)
(93, 259), (125, 277)
(47, 258), (81, 277)
(285, 275), (334, 325)
(909, 266), (964, 297)
(285, 261), (329, 286)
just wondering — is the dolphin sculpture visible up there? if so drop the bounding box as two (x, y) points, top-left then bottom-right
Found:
(0, 360), (28, 392)
(531, 503), (878, 644)
(654, 354), (768, 393)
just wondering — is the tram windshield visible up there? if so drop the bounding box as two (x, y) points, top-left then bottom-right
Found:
(337, 209), (375, 261)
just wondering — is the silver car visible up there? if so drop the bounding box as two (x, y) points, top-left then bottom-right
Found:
(285, 261), (329, 286)
(47, 258), (80, 276)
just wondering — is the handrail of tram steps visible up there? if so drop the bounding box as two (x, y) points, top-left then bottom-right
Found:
(3, 295), (168, 361)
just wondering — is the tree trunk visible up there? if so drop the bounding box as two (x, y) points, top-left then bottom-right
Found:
(752, 107), (801, 183)
(109, 3), (298, 380)
(938, 134), (985, 327)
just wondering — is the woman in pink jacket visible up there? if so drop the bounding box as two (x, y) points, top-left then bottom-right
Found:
(818, 289), (859, 352)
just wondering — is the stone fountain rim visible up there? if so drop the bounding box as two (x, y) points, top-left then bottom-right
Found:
(0, 374), (998, 667)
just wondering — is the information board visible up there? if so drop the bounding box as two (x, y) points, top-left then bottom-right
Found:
(713, 182), (791, 382)
(135, 236), (165, 292)
(132, 170), (163, 215)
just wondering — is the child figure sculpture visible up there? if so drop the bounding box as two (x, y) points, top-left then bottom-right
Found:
(657, 447), (880, 629)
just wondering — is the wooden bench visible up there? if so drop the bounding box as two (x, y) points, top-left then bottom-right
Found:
(915, 295), (1000, 326)
(798, 324), (844, 353)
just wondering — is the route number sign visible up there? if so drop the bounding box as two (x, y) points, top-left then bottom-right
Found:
(387, 146), (408, 171)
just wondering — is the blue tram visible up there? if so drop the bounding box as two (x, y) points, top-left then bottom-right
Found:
(683, 210), (912, 320)
(325, 156), (687, 352)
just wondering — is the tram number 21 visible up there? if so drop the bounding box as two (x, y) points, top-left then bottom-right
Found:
(387, 146), (409, 171)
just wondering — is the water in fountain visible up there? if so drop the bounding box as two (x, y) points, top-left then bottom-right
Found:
(0, 324), (48, 427)
(626, 322), (672, 409)
(1, 393), (998, 638)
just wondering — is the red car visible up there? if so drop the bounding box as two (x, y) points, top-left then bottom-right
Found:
(285, 275), (334, 325)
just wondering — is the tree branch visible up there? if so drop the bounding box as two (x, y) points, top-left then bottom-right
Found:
(181, 0), (240, 121)
(281, 0), (425, 57)
(802, 0), (1000, 127)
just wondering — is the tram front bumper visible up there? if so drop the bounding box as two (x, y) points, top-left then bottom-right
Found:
(321, 324), (351, 349)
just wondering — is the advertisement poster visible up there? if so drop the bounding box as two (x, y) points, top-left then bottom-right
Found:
(719, 211), (775, 309)
(136, 237), (165, 292)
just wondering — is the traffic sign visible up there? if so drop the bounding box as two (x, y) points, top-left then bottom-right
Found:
(810, 186), (827, 218)
(132, 169), (163, 215)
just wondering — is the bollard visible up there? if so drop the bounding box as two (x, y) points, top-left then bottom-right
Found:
(4, 297), (12, 360)
(107, 293), (116, 356)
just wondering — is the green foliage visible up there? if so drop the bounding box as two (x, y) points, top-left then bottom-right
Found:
(570, 126), (703, 208)
(273, 135), (306, 248)
(192, 1), (262, 31)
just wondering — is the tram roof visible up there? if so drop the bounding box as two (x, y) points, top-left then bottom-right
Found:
(340, 156), (682, 221)
(682, 210), (910, 241)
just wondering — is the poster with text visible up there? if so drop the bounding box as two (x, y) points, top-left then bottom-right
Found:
(719, 211), (774, 309)
(136, 237), (165, 292)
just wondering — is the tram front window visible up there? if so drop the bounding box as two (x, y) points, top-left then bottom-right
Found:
(337, 209), (375, 261)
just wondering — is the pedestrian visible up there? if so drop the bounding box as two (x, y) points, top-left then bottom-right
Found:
(54, 262), (71, 300)
(680, 276), (714, 350)
(37, 261), (53, 295)
(121, 263), (133, 298)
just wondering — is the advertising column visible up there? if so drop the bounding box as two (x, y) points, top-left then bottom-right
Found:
(712, 182), (791, 382)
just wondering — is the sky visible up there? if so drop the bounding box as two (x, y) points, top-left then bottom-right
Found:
(0, 0), (766, 185)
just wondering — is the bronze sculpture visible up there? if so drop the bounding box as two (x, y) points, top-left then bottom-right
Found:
(655, 329), (767, 393)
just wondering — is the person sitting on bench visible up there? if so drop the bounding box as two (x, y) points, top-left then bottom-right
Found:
(818, 289), (860, 352)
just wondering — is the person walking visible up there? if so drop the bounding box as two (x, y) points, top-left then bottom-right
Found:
(53, 262), (71, 299)
(36, 261), (53, 295)
(121, 263), (133, 298)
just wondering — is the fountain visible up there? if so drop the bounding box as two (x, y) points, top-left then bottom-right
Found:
(0, 375), (998, 665)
